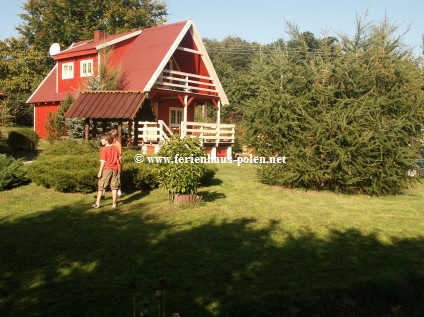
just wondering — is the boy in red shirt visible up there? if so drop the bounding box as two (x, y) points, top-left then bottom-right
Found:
(91, 133), (122, 208)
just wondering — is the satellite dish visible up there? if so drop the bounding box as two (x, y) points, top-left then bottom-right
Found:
(49, 43), (61, 56)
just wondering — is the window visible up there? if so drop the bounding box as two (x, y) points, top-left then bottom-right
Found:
(170, 107), (183, 127)
(62, 62), (74, 79)
(80, 59), (93, 77)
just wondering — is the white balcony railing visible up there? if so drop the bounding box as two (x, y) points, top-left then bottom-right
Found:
(155, 69), (218, 96)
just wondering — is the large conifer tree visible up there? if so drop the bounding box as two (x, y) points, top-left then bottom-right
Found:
(244, 18), (424, 195)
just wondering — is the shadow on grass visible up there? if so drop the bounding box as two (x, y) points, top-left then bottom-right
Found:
(197, 190), (226, 202)
(0, 147), (41, 162)
(120, 189), (153, 205)
(1, 204), (424, 316)
(200, 178), (224, 187)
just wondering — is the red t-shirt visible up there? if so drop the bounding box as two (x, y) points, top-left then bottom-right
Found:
(100, 145), (121, 171)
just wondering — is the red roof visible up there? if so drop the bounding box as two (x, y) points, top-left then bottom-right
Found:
(26, 65), (69, 103)
(54, 31), (136, 57)
(64, 91), (147, 119)
(121, 21), (187, 91)
(27, 21), (193, 104)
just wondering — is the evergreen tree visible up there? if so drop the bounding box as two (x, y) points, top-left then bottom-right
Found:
(45, 93), (74, 141)
(244, 18), (424, 195)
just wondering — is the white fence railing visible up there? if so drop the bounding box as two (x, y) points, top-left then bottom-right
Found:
(136, 120), (235, 145)
(137, 120), (173, 143)
(181, 121), (235, 145)
(156, 69), (218, 96)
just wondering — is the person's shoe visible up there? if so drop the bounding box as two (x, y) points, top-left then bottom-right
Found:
(117, 189), (122, 197)
(91, 203), (99, 208)
(111, 203), (117, 208)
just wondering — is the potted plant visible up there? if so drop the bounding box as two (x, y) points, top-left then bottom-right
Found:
(157, 136), (205, 204)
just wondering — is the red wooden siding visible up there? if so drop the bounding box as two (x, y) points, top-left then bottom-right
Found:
(58, 54), (98, 93)
(35, 103), (60, 138)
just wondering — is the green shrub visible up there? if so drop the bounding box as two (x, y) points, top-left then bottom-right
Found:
(121, 162), (158, 191)
(28, 141), (158, 193)
(42, 139), (98, 156)
(7, 128), (40, 150)
(156, 137), (207, 195)
(0, 154), (28, 190)
(199, 164), (218, 185)
(27, 154), (98, 193)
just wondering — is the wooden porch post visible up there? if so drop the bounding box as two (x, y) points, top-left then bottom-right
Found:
(133, 120), (139, 146)
(84, 118), (90, 141)
(92, 119), (98, 139)
(102, 119), (107, 133)
(128, 120), (133, 148)
(117, 119), (122, 143)
(183, 95), (188, 138)
(216, 101), (221, 124)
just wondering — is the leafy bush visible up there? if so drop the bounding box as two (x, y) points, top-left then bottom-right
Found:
(156, 137), (208, 195)
(0, 154), (28, 191)
(7, 128), (40, 150)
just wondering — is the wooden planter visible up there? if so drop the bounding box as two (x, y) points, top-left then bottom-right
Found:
(173, 194), (202, 204)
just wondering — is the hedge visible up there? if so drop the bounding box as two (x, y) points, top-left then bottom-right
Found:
(7, 128), (40, 151)
(0, 154), (28, 191)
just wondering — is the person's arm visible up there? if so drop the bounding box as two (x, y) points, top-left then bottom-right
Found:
(98, 161), (105, 178)
(99, 148), (106, 178)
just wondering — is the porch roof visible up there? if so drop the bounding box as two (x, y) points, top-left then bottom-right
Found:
(64, 91), (147, 119)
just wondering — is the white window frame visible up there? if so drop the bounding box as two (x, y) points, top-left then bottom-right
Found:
(80, 59), (94, 77)
(169, 107), (183, 127)
(62, 62), (74, 79)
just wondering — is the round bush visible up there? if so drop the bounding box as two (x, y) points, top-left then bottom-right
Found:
(0, 154), (28, 191)
(156, 137), (209, 195)
(7, 128), (40, 151)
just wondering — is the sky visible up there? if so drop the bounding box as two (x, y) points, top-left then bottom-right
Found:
(1, 0), (423, 55)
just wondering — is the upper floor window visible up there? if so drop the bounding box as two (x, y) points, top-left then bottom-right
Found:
(80, 59), (94, 77)
(62, 62), (74, 79)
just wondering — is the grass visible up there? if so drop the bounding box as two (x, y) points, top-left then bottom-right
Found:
(1, 163), (424, 316)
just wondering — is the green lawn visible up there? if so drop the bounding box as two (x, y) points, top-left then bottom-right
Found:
(1, 163), (424, 316)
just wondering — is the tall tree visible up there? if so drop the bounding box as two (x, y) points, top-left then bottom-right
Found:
(244, 18), (424, 195)
(18, 0), (167, 56)
(0, 36), (48, 97)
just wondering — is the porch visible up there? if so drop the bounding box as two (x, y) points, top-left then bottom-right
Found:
(64, 90), (235, 159)
(136, 120), (235, 158)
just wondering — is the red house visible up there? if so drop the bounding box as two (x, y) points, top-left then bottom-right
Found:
(27, 20), (234, 158)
